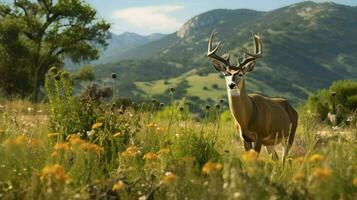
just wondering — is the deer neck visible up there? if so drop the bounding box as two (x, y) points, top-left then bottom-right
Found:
(227, 78), (253, 128)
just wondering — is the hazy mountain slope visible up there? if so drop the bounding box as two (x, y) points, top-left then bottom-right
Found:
(94, 32), (165, 64)
(95, 1), (357, 104)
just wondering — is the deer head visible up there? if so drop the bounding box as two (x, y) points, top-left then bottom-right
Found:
(207, 31), (262, 89)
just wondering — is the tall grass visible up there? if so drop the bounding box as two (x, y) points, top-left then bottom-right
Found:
(0, 95), (356, 199)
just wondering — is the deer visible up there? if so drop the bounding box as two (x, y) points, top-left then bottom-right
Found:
(207, 31), (298, 163)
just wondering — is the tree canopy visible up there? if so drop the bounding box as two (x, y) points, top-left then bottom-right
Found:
(0, 0), (110, 100)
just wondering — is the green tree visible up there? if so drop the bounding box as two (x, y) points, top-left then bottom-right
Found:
(306, 80), (357, 122)
(0, 0), (110, 101)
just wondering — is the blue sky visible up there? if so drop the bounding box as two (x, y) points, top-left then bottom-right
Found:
(3, 0), (357, 35)
(87, 0), (356, 35)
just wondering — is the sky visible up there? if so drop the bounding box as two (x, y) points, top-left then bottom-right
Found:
(3, 0), (357, 35)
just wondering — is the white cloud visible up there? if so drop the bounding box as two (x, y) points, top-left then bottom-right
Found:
(112, 5), (184, 34)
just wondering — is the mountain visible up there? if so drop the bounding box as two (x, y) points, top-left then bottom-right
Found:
(94, 1), (357, 105)
(94, 32), (165, 64)
(65, 32), (165, 69)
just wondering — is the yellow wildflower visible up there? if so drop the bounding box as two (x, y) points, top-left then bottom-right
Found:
(39, 164), (70, 183)
(121, 146), (139, 158)
(92, 122), (103, 130)
(80, 142), (104, 154)
(353, 177), (357, 187)
(54, 143), (70, 151)
(2, 136), (27, 146)
(312, 167), (332, 180)
(309, 154), (324, 162)
(143, 152), (158, 161)
(242, 150), (258, 162)
(292, 172), (305, 182)
(112, 180), (125, 191)
(202, 162), (223, 174)
(158, 148), (171, 155)
(163, 172), (177, 184)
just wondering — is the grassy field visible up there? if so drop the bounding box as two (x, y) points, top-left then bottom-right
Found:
(134, 70), (302, 104)
(0, 97), (356, 200)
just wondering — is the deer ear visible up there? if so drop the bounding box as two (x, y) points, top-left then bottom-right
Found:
(243, 60), (256, 73)
(212, 60), (227, 73)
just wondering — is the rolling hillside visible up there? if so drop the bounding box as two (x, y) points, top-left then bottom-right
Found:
(94, 1), (357, 105)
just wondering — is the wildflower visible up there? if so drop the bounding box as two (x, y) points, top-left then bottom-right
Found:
(80, 142), (104, 154)
(27, 107), (34, 112)
(92, 122), (103, 130)
(86, 130), (95, 137)
(39, 164), (70, 183)
(143, 152), (158, 161)
(54, 143), (70, 151)
(170, 87), (175, 93)
(163, 172), (177, 184)
(205, 104), (211, 110)
(47, 132), (60, 137)
(112, 180), (125, 191)
(158, 148), (170, 155)
(202, 162), (223, 174)
(242, 150), (258, 162)
(308, 154), (324, 162)
(2, 136), (27, 146)
(353, 177), (357, 187)
(121, 146), (139, 158)
(312, 167), (332, 180)
(292, 172), (305, 182)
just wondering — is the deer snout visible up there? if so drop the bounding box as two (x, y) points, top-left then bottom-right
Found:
(228, 82), (236, 89)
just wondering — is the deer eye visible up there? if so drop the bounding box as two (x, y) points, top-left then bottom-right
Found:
(238, 73), (243, 77)
(224, 73), (232, 77)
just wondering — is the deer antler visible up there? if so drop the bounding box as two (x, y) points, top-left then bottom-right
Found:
(207, 31), (231, 67)
(237, 34), (263, 68)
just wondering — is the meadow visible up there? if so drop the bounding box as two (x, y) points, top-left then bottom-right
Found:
(0, 74), (356, 200)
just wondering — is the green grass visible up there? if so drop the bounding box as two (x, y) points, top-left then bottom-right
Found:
(135, 71), (302, 104)
(0, 100), (357, 200)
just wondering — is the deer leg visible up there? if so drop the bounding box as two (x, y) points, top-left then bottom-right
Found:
(283, 124), (296, 165)
(265, 145), (279, 160)
(253, 137), (263, 153)
(243, 141), (253, 151)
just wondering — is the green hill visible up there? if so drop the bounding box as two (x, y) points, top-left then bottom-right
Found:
(94, 1), (357, 105)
